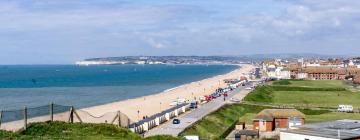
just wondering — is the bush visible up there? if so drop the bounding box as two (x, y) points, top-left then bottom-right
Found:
(272, 80), (291, 85)
(299, 109), (331, 115)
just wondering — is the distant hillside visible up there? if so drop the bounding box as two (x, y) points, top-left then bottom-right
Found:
(76, 54), (351, 65)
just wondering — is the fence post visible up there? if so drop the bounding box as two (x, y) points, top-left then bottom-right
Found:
(69, 106), (74, 123)
(117, 111), (121, 127)
(24, 106), (27, 130)
(0, 110), (2, 128)
(49, 102), (53, 122)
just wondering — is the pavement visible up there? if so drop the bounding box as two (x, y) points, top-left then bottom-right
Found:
(144, 83), (254, 137)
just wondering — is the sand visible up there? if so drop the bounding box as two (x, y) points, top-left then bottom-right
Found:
(81, 64), (254, 121)
(0, 64), (254, 131)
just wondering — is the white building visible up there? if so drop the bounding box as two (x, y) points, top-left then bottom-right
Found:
(280, 120), (360, 140)
(297, 72), (308, 79)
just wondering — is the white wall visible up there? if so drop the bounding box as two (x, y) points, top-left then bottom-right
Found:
(280, 132), (339, 140)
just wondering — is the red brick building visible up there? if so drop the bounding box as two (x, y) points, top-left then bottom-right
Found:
(253, 109), (305, 132)
(288, 66), (360, 80)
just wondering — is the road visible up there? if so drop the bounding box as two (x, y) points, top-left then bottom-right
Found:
(144, 84), (253, 137)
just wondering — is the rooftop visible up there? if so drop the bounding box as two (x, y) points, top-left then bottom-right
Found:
(254, 109), (305, 121)
(282, 119), (360, 139)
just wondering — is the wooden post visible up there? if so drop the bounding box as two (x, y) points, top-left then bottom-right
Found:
(69, 106), (74, 123)
(24, 106), (27, 130)
(0, 110), (2, 128)
(110, 114), (118, 124)
(49, 102), (53, 122)
(73, 109), (82, 123)
(117, 111), (121, 127)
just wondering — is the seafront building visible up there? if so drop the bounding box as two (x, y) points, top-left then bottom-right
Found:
(262, 58), (360, 83)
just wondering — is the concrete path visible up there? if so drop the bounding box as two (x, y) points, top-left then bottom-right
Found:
(145, 83), (253, 137)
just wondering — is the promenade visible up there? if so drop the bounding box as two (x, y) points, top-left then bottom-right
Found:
(145, 82), (254, 137)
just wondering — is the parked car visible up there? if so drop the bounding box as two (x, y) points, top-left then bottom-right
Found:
(173, 119), (180, 124)
(338, 104), (353, 112)
(189, 101), (198, 109)
(230, 98), (240, 103)
(245, 87), (253, 90)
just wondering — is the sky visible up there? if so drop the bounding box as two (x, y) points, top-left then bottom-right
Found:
(1, 0), (360, 64)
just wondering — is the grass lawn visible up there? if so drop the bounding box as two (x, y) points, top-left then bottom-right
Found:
(272, 80), (350, 88)
(273, 91), (360, 108)
(245, 80), (360, 108)
(306, 112), (360, 123)
(0, 121), (180, 140)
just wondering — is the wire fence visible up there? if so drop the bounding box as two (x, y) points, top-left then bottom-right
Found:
(0, 103), (132, 131)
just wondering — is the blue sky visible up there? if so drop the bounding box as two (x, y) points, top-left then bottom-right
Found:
(1, 0), (360, 64)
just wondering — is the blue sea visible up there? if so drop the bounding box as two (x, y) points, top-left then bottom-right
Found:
(0, 64), (237, 110)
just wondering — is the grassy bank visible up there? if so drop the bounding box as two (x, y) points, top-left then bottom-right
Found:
(179, 104), (267, 139)
(0, 121), (180, 140)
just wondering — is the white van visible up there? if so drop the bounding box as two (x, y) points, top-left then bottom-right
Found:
(337, 105), (353, 112)
(184, 135), (199, 140)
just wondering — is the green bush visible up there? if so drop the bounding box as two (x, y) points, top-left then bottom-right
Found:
(299, 109), (331, 115)
(272, 80), (291, 85)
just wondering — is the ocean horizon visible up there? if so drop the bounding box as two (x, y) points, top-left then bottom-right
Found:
(0, 64), (238, 110)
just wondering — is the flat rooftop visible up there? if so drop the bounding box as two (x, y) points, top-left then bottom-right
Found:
(282, 119), (360, 139)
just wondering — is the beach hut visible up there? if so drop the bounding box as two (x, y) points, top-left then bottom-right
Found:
(129, 103), (189, 134)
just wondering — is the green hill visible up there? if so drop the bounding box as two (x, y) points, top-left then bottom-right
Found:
(0, 121), (180, 140)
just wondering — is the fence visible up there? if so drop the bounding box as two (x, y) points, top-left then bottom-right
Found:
(0, 103), (132, 131)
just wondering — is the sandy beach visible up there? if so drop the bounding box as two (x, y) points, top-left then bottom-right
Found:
(81, 64), (254, 121)
(0, 64), (254, 131)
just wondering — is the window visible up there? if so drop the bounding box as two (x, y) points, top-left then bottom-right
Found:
(305, 139), (309, 140)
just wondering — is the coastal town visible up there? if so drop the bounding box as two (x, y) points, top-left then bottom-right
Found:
(75, 56), (251, 65)
(1, 0), (360, 140)
(2, 57), (360, 140)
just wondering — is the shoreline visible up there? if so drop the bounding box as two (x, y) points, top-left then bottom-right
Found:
(80, 64), (254, 121)
(0, 64), (253, 131)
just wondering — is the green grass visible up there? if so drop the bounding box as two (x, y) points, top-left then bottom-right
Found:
(275, 80), (348, 88)
(272, 91), (360, 108)
(243, 86), (274, 103)
(179, 104), (267, 140)
(245, 80), (360, 108)
(0, 121), (180, 140)
(306, 112), (360, 123)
